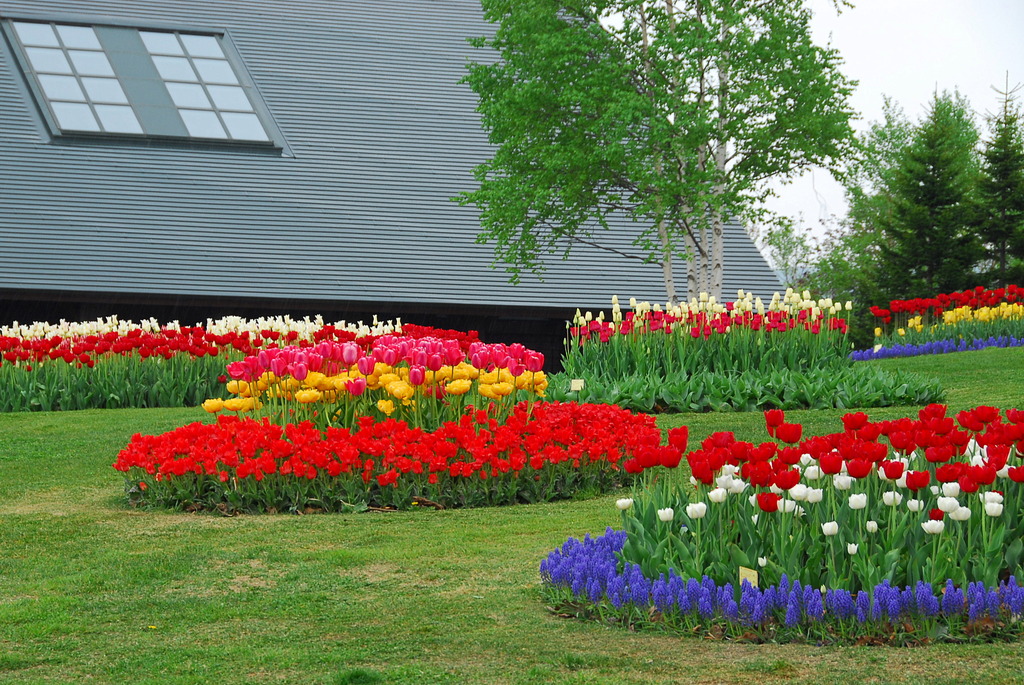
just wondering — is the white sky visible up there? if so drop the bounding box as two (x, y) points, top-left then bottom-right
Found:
(764, 0), (1024, 239)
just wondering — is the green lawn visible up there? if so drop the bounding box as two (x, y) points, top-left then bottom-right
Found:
(1, 349), (1024, 684)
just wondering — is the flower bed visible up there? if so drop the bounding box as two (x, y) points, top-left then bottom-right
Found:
(0, 315), (477, 411)
(541, 404), (1024, 643)
(550, 290), (942, 412)
(865, 285), (1024, 358)
(113, 403), (685, 512)
(540, 529), (1024, 645)
(204, 336), (548, 432)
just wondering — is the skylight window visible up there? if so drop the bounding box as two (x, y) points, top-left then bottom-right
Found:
(12, 21), (142, 134)
(4, 19), (279, 146)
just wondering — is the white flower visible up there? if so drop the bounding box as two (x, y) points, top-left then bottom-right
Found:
(616, 498), (633, 511)
(715, 474), (734, 489)
(658, 507), (676, 522)
(833, 474), (853, 491)
(728, 480), (747, 495)
(882, 491), (903, 506)
(684, 503), (706, 520)
(803, 465), (823, 480)
(758, 556), (767, 568)
(806, 488), (824, 504)
(707, 487), (728, 503)
(781, 499), (798, 513)
(895, 474), (908, 489)
(907, 499), (924, 512)
(722, 464), (738, 477)
(847, 543), (859, 555)
(998, 465), (1010, 479)
(751, 514), (759, 525)
(748, 494), (758, 507)
(985, 502), (1004, 517)
(942, 482), (961, 497)
(848, 493), (868, 510)
(769, 485), (783, 495)
(937, 496), (960, 513)
(950, 506), (972, 521)
(866, 520), (878, 533)
(921, 520), (945, 535)
(789, 484), (809, 501)
(982, 491), (1004, 504)
(929, 485), (941, 496)
(821, 521), (839, 536)
(800, 453), (814, 466)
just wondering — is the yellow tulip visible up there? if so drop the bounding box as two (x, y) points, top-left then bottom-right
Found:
(295, 388), (321, 404)
(223, 398), (248, 412)
(478, 383), (499, 400)
(377, 399), (395, 416)
(226, 380), (250, 396)
(386, 380), (415, 401)
(491, 382), (514, 397)
(446, 379), (472, 395)
(202, 398), (224, 413)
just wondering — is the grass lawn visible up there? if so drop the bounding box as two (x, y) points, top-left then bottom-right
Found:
(1, 348), (1024, 684)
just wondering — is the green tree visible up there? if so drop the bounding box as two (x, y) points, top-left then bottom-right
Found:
(877, 91), (983, 299)
(978, 78), (1024, 285)
(460, 0), (856, 302)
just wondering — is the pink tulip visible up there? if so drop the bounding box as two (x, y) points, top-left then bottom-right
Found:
(290, 362), (308, 381)
(357, 356), (376, 376)
(409, 365), (426, 385)
(345, 377), (367, 396)
(341, 342), (360, 365)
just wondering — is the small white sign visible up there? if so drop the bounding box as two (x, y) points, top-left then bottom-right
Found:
(569, 378), (585, 392)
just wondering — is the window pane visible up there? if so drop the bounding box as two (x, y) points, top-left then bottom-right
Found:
(51, 101), (100, 131)
(140, 31), (184, 55)
(166, 82), (212, 109)
(56, 25), (102, 50)
(206, 85), (252, 111)
(38, 74), (86, 101)
(192, 59), (238, 84)
(95, 105), (143, 134)
(221, 112), (268, 141)
(13, 22), (59, 47)
(152, 56), (198, 82)
(180, 34), (224, 59)
(179, 109), (227, 138)
(25, 47), (73, 74)
(68, 50), (115, 77)
(82, 77), (128, 104)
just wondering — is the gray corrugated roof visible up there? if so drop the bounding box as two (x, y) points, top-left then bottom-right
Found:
(0, 0), (782, 312)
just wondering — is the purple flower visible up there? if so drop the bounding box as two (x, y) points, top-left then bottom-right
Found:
(942, 580), (964, 617)
(856, 591), (871, 623)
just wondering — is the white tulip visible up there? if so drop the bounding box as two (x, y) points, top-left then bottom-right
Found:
(985, 502), (1004, 517)
(751, 514), (759, 525)
(882, 491), (903, 506)
(789, 484), (809, 501)
(982, 491), (1004, 504)
(658, 507), (676, 522)
(689, 476), (699, 487)
(929, 485), (941, 496)
(895, 474), (908, 489)
(707, 487), (728, 503)
(715, 474), (734, 489)
(616, 498), (634, 511)
(807, 488), (824, 504)
(907, 499), (924, 512)
(942, 482), (961, 497)
(769, 485), (783, 495)
(722, 464), (738, 477)
(728, 480), (747, 495)
(950, 506), (972, 521)
(821, 521), (839, 536)
(866, 520), (878, 533)
(800, 453), (815, 466)
(748, 494), (758, 507)
(921, 520), (945, 535)
(937, 497), (960, 513)
(781, 499), (798, 513)
(803, 465), (823, 480)
(833, 475), (853, 491)
(998, 465), (1010, 479)
(758, 556), (767, 568)
(684, 503), (707, 520)
(848, 493), (868, 510)
(847, 543), (859, 555)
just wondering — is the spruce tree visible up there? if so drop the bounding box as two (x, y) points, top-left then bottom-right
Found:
(878, 91), (983, 299)
(978, 79), (1024, 284)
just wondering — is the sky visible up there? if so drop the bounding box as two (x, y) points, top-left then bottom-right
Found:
(763, 0), (1024, 241)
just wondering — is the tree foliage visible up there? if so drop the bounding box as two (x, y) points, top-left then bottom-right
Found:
(978, 79), (1024, 284)
(460, 0), (856, 301)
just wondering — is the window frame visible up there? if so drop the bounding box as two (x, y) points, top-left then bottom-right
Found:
(0, 12), (288, 153)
